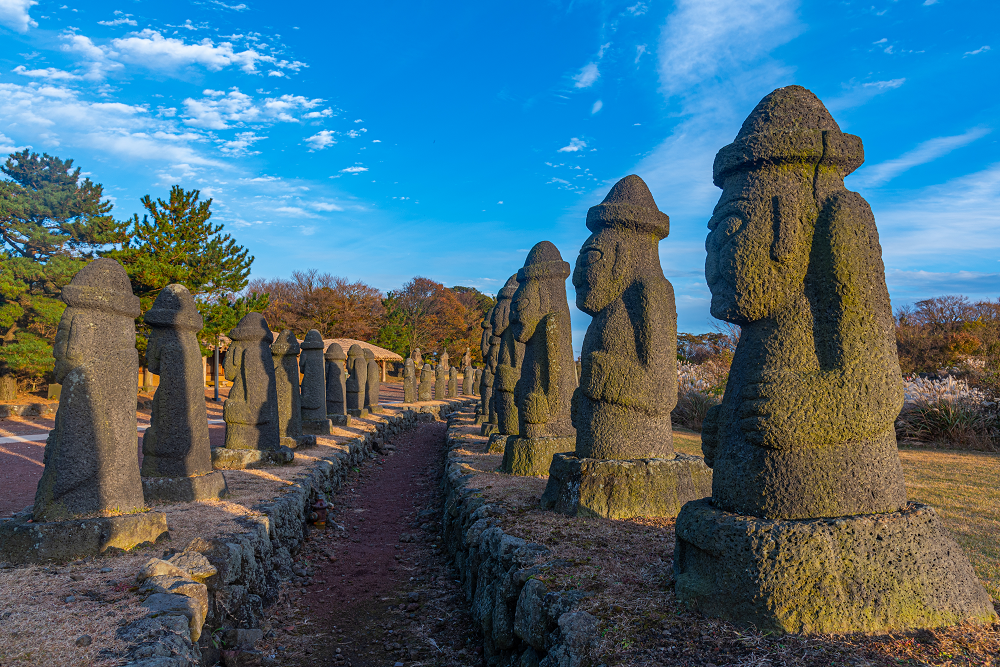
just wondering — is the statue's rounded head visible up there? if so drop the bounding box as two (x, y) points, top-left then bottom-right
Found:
(576, 175), (668, 314)
(347, 343), (365, 360)
(271, 328), (300, 355)
(511, 242), (570, 341)
(706, 85), (865, 324)
(301, 329), (324, 350)
(324, 342), (346, 361)
(229, 312), (272, 342)
(144, 283), (203, 331)
(61, 258), (140, 318)
(364, 348), (375, 361)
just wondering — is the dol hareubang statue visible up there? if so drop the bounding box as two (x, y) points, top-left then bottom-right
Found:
(673, 85), (996, 634)
(541, 175), (711, 518)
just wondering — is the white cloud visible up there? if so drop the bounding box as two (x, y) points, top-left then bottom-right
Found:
(965, 45), (990, 56)
(219, 130), (266, 155)
(0, 131), (29, 153)
(657, 0), (801, 97)
(12, 65), (80, 81)
(353, 118), (363, 123)
(308, 201), (343, 212)
(497, 200), (503, 204)
(305, 130), (335, 150)
(635, 44), (647, 64)
(853, 127), (991, 187)
(923, 0), (938, 5)
(210, 1), (248, 10)
(626, 2), (647, 16)
(97, 14), (137, 27)
(111, 30), (264, 73)
(372, 139), (381, 143)
(825, 78), (905, 112)
(591, 100), (603, 114)
(340, 165), (368, 173)
(557, 137), (587, 152)
(303, 108), (332, 119)
(182, 88), (325, 129)
(0, 0), (38, 33)
(574, 62), (600, 88)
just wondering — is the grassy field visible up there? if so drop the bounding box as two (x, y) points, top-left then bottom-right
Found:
(673, 426), (1000, 600)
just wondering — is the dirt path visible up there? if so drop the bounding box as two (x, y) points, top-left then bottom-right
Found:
(261, 419), (484, 667)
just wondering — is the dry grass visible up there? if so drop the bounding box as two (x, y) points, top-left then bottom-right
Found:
(448, 412), (1000, 667)
(0, 398), (470, 667)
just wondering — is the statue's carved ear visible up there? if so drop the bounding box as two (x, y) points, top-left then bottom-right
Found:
(771, 195), (799, 261)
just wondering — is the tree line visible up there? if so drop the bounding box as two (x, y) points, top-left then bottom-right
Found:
(0, 149), (493, 396)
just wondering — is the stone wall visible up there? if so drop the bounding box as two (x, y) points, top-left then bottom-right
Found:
(120, 401), (471, 667)
(442, 410), (599, 667)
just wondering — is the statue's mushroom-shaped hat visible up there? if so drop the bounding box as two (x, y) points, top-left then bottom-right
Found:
(586, 174), (669, 240)
(61, 258), (140, 317)
(144, 283), (203, 331)
(713, 85), (864, 187)
(301, 329), (324, 350)
(517, 241), (571, 282)
(229, 312), (272, 342)
(271, 328), (300, 356)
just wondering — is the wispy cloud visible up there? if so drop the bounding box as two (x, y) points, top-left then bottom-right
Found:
(219, 130), (266, 155)
(98, 11), (137, 27)
(305, 130), (336, 150)
(210, 0), (248, 10)
(558, 137), (587, 152)
(825, 78), (905, 112)
(341, 165), (368, 173)
(573, 62), (600, 88)
(0, 0), (38, 33)
(853, 127), (991, 187)
(964, 45), (990, 56)
(182, 88), (327, 129)
(591, 100), (602, 114)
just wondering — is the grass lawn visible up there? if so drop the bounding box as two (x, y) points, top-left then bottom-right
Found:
(674, 426), (1000, 600)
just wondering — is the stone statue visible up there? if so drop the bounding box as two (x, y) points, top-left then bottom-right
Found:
(487, 275), (521, 444)
(435, 363), (447, 399)
(33, 258), (144, 521)
(324, 342), (348, 422)
(300, 330), (331, 435)
(440, 349), (449, 375)
(463, 364), (474, 396)
(477, 309), (495, 425)
(462, 347), (471, 369)
(222, 313), (282, 454)
(448, 366), (458, 397)
(403, 358), (417, 403)
(413, 347), (423, 369)
(474, 368), (482, 396)
(501, 242), (577, 475)
(271, 329), (302, 448)
(541, 175), (710, 518)
(346, 344), (368, 417)
(364, 348), (382, 413)
(141, 284), (225, 502)
(418, 363), (434, 401)
(673, 85), (996, 633)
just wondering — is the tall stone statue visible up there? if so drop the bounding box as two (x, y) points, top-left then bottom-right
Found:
(412, 347), (423, 369)
(448, 366), (458, 397)
(541, 175), (710, 518)
(501, 242), (577, 475)
(673, 85), (996, 633)
(462, 347), (471, 369)
(325, 342), (349, 425)
(33, 259), (145, 520)
(463, 364), (474, 396)
(141, 284), (226, 502)
(440, 349), (449, 375)
(217, 313), (288, 468)
(403, 358), (417, 403)
(477, 309), (495, 425)
(435, 363), (447, 399)
(364, 348), (382, 413)
(486, 275), (522, 446)
(271, 329), (302, 448)
(418, 363), (434, 401)
(300, 330), (331, 435)
(346, 344), (368, 417)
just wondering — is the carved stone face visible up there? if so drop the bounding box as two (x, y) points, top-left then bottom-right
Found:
(509, 277), (541, 344)
(573, 228), (626, 315)
(705, 167), (814, 324)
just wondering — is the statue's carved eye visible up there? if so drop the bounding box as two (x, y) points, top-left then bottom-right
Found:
(721, 215), (743, 238)
(580, 249), (603, 266)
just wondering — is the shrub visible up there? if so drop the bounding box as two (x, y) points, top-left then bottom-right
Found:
(896, 398), (998, 452)
(672, 389), (721, 432)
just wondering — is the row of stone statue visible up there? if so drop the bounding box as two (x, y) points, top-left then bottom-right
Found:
(400, 346), (481, 403)
(468, 85), (996, 633)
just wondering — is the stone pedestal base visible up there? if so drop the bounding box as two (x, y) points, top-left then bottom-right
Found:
(501, 436), (575, 476)
(368, 406), (384, 414)
(540, 453), (712, 519)
(486, 433), (509, 454)
(302, 419), (333, 435)
(673, 498), (998, 633)
(347, 408), (369, 419)
(142, 470), (228, 504)
(211, 446), (294, 470)
(0, 511), (169, 564)
(329, 414), (351, 427)
(481, 423), (498, 437)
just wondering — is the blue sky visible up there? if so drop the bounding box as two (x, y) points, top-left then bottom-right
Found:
(0, 0), (997, 346)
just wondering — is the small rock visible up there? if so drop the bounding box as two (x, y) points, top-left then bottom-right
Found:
(75, 634), (92, 647)
(407, 591), (420, 602)
(70, 574), (85, 581)
(65, 596), (76, 603)
(99, 567), (112, 573)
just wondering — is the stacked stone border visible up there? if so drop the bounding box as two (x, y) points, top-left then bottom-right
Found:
(442, 408), (600, 667)
(120, 400), (473, 667)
